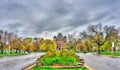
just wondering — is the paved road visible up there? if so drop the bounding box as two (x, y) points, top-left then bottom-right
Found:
(0, 53), (44, 70)
(77, 53), (120, 70)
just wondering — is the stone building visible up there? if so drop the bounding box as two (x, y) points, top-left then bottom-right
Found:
(53, 33), (67, 50)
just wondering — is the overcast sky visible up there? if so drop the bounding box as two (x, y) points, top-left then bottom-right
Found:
(0, 0), (120, 38)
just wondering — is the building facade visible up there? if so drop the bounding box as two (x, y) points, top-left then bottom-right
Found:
(53, 33), (67, 50)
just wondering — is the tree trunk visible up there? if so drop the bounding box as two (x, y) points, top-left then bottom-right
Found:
(24, 51), (25, 53)
(0, 42), (4, 54)
(36, 43), (39, 52)
(27, 49), (30, 54)
(113, 47), (116, 53)
(15, 48), (18, 53)
(36, 46), (38, 52)
(85, 43), (89, 52)
(98, 45), (101, 54)
(18, 49), (21, 53)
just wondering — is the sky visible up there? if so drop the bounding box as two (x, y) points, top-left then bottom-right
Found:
(0, 0), (120, 39)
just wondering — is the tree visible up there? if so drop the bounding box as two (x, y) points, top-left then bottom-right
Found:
(67, 34), (77, 50)
(11, 34), (20, 53)
(73, 39), (81, 51)
(8, 32), (14, 53)
(2, 31), (8, 52)
(80, 23), (120, 54)
(101, 41), (111, 52)
(104, 25), (119, 53)
(80, 31), (92, 52)
(87, 23), (110, 54)
(33, 37), (40, 52)
(84, 40), (92, 52)
(13, 37), (23, 53)
(0, 30), (3, 54)
(23, 38), (32, 53)
(40, 39), (56, 51)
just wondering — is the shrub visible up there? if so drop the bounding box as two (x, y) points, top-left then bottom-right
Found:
(39, 50), (79, 66)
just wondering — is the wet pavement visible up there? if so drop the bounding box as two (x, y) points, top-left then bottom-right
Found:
(77, 53), (120, 70)
(0, 53), (44, 70)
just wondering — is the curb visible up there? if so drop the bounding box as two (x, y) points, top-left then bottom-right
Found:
(84, 64), (93, 70)
(110, 55), (120, 58)
(22, 63), (36, 70)
(101, 55), (120, 58)
(93, 54), (120, 58)
(23, 63), (93, 70)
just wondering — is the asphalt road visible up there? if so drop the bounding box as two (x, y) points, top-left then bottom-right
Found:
(0, 53), (120, 70)
(77, 53), (120, 70)
(0, 53), (44, 70)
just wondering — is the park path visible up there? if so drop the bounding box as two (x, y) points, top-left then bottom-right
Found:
(0, 53), (44, 70)
(77, 53), (120, 70)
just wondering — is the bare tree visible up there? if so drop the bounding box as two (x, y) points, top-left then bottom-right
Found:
(68, 34), (76, 44)
(87, 23), (110, 54)
(8, 32), (14, 53)
(104, 25), (119, 53)
(3, 31), (8, 51)
(80, 31), (90, 51)
(80, 31), (88, 41)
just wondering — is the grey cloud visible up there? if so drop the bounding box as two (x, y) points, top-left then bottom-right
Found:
(0, 0), (120, 37)
(7, 22), (23, 29)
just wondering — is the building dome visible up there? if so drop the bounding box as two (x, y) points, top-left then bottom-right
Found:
(57, 33), (63, 39)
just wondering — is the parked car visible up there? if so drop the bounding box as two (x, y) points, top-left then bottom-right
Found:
(83, 51), (87, 53)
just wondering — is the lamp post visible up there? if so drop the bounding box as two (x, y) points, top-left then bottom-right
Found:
(111, 42), (114, 56)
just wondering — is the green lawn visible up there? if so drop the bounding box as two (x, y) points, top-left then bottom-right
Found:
(33, 66), (87, 70)
(101, 52), (120, 56)
(0, 52), (25, 57)
(39, 50), (80, 66)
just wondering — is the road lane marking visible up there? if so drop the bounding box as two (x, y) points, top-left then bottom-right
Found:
(85, 64), (93, 70)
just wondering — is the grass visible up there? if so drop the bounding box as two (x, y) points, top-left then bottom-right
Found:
(39, 50), (80, 66)
(0, 52), (25, 57)
(33, 66), (87, 70)
(40, 56), (79, 66)
(101, 52), (120, 56)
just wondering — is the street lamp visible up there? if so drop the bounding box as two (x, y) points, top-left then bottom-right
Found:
(111, 42), (114, 56)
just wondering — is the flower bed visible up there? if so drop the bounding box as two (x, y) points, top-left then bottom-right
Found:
(36, 50), (84, 68)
